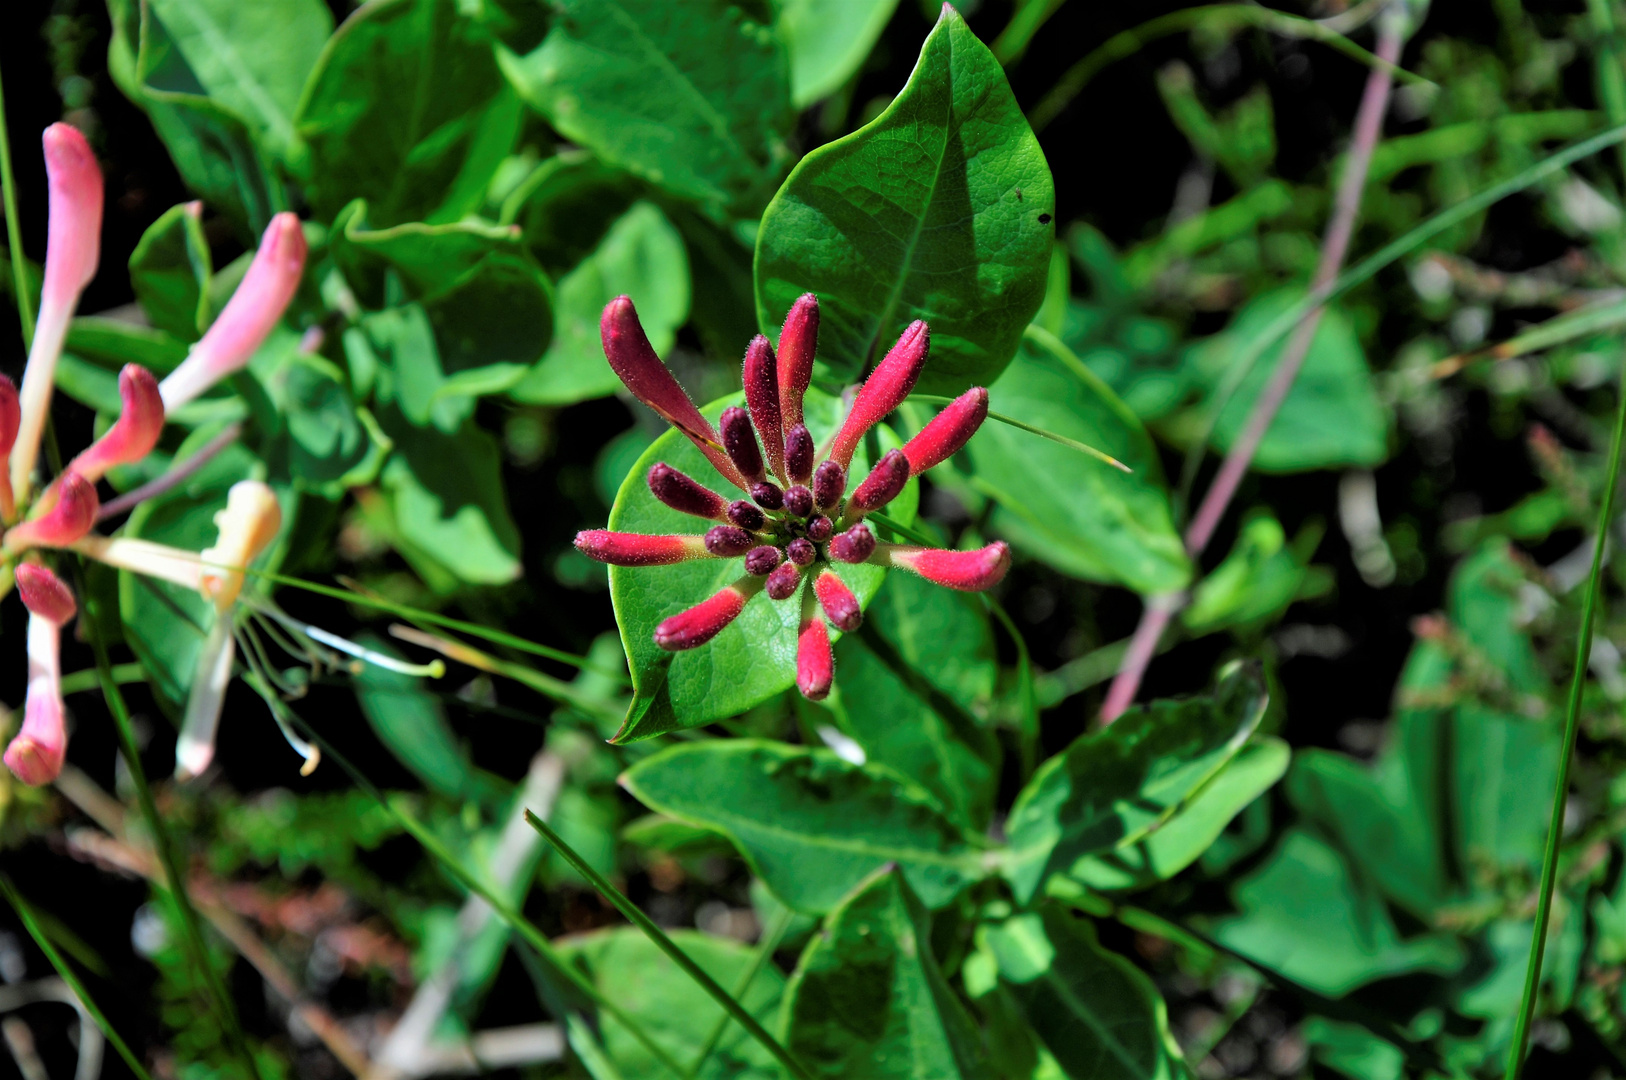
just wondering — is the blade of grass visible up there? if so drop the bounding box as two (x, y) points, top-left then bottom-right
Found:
(1432, 294), (1626, 378)
(0, 60), (35, 349)
(524, 810), (818, 1080)
(0, 876), (154, 1080)
(982, 594), (1038, 779)
(59, 662), (145, 696)
(680, 905), (794, 1080)
(907, 391), (1131, 473)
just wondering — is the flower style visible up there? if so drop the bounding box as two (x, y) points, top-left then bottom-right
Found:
(576, 294), (1009, 702)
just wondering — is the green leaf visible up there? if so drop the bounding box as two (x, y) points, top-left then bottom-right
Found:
(782, 866), (992, 1079)
(1181, 512), (1319, 633)
(1003, 662), (1266, 903)
(607, 389), (916, 740)
(962, 328), (1190, 595)
(147, 0), (332, 161)
(330, 199), (527, 308)
(754, 4), (1053, 393)
(511, 201), (689, 405)
(66, 317), (190, 375)
(128, 201), (213, 340)
(981, 908), (1185, 1080)
(557, 926), (786, 1079)
(620, 740), (985, 914)
(502, 150), (642, 277)
(297, 0), (522, 225)
(1300, 1017), (1404, 1080)
(775, 0), (901, 108)
(245, 327), (384, 490)
(498, 0), (793, 216)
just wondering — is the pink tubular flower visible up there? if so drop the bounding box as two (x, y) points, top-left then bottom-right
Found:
(67, 365), (165, 482)
(847, 449), (910, 515)
(796, 616), (834, 701)
(903, 387), (989, 476)
(824, 321), (929, 469)
(814, 570), (862, 632)
(5, 564), (77, 785)
(743, 336), (784, 480)
(0, 376), (19, 522)
(777, 294), (819, 432)
(886, 542), (1012, 591)
(159, 212), (307, 411)
(654, 580), (756, 651)
(575, 531), (710, 566)
(2, 472), (98, 554)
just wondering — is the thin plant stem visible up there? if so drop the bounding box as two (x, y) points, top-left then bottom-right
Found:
(0, 876), (155, 1080)
(97, 422), (243, 522)
(524, 810), (819, 1080)
(907, 391), (1131, 472)
(681, 906), (794, 1080)
(0, 60), (34, 350)
(1101, 18), (1404, 723)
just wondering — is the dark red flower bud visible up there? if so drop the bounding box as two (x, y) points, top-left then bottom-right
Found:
(720, 406), (765, 484)
(848, 449), (910, 514)
(813, 460), (845, 511)
(829, 523), (876, 564)
(0, 375), (18, 457)
(575, 530), (708, 566)
(886, 541), (1011, 591)
(796, 617), (833, 701)
(743, 335), (784, 480)
(814, 570), (861, 632)
(784, 485), (813, 519)
(728, 500), (766, 531)
(751, 481), (784, 511)
(765, 561), (803, 600)
(704, 524), (756, 557)
(903, 387), (988, 476)
(745, 545), (783, 575)
(827, 320), (929, 468)
(648, 462), (727, 521)
(3, 472), (98, 553)
(807, 515), (834, 543)
(784, 424), (814, 484)
(778, 293), (819, 432)
(786, 537), (815, 566)
(654, 581), (752, 650)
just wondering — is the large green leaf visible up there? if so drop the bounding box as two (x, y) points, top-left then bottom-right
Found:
(775, 0), (901, 108)
(297, 0), (522, 225)
(128, 201), (213, 340)
(607, 389), (916, 741)
(498, 0), (792, 216)
(147, 0), (332, 161)
(754, 5), (1053, 393)
(329, 199), (527, 308)
(245, 326), (383, 491)
(1003, 662), (1266, 902)
(963, 329), (1190, 595)
(782, 866), (992, 1079)
(511, 201), (689, 405)
(981, 909), (1185, 1080)
(620, 741), (985, 914)
(504, 150), (642, 278)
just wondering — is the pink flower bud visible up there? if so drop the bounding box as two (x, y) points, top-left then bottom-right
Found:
(814, 570), (861, 632)
(16, 564), (76, 626)
(575, 530), (709, 566)
(599, 297), (745, 489)
(807, 515), (834, 543)
(728, 500), (766, 531)
(6, 564), (77, 785)
(813, 460), (845, 511)
(159, 212), (307, 411)
(3, 471), (98, 553)
(751, 481), (784, 511)
(745, 545), (783, 575)
(826, 321), (929, 469)
(796, 617), (833, 701)
(720, 407), (765, 484)
(647, 463), (727, 521)
(903, 387), (988, 476)
(66, 364), (164, 483)
(848, 449), (910, 514)
(766, 561), (803, 600)
(784, 424), (814, 484)
(886, 541), (1011, 591)
(654, 580), (752, 650)
(743, 335), (784, 480)
(704, 525), (756, 557)
(828, 523), (876, 564)
(786, 537), (816, 566)
(0, 376), (20, 522)
(777, 294), (819, 432)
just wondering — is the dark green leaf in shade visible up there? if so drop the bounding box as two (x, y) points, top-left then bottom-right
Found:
(244, 326), (385, 491)
(782, 866), (992, 1079)
(775, 0), (901, 108)
(607, 390), (916, 740)
(329, 199), (528, 308)
(620, 740), (986, 914)
(981, 908), (1186, 1080)
(1002, 662), (1266, 903)
(754, 4), (1053, 393)
(1181, 512), (1324, 634)
(297, 0), (523, 225)
(1299, 1017), (1404, 1080)
(501, 150), (642, 278)
(128, 200), (213, 340)
(961, 328), (1190, 595)
(498, 0), (793, 216)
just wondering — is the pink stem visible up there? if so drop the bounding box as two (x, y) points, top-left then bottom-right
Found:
(95, 422), (242, 522)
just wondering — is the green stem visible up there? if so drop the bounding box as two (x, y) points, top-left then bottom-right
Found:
(681, 906), (794, 1080)
(864, 510), (937, 547)
(0, 59), (34, 349)
(524, 810), (818, 1080)
(906, 391), (1131, 472)
(0, 876), (155, 1080)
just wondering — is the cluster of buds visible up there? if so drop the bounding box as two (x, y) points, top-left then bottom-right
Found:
(1, 124), (310, 786)
(577, 294), (1008, 701)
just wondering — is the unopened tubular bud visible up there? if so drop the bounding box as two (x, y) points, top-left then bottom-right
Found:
(743, 335), (784, 479)
(200, 480), (282, 610)
(784, 424), (814, 484)
(807, 515), (834, 543)
(751, 481), (784, 511)
(66, 364), (165, 483)
(647, 463), (727, 521)
(829, 523), (876, 564)
(784, 485), (813, 519)
(826, 321), (929, 468)
(654, 581), (752, 650)
(159, 212), (307, 411)
(848, 449), (910, 513)
(720, 407), (765, 483)
(813, 460), (845, 511)
(814, 571), (861, 632)
(704, 524), (756, 557)
(3, 471), (98, 553)
(728, 500), (766, 531)
(6, 562), (77, 785)
(745, 545), (783, 575)
(778, 294), (819, 431)
(903, 387), (988, 476)
(576, 530), (709, 566)
(16, 564), (76, 626)
(0, 376), (19, 521)
(766, 561), (803, 600)
(786, 537), (815, 566)
(887, 541), (1011, 591)
(796, 617), (833, 701)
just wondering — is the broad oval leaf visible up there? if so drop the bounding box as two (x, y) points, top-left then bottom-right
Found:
(607, 389), (917, 741)
(776, 0), (901, 108)
(620, 740), (984, 914)
(754, 4), (1054, 394)
(129, 201), (213, 340)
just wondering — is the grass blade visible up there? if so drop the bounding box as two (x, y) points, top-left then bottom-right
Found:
(680, 905), (794, 1080)
(0, 59), (35, 349)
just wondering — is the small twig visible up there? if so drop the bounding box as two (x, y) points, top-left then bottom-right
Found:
(97, 422), (243, 522)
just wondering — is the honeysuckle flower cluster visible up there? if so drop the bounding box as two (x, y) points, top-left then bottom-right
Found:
(576, 293), (1010, 701)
